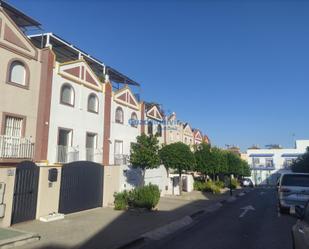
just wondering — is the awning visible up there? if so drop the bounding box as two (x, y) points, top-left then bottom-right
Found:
(0, 1), (41, 28)
(249, 154), (274, 157)
(281, 153), (302, 158)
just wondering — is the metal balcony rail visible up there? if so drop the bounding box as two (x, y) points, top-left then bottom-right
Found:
(0, 135), (34, 159)
(114, 154), (129, 165)
(57, 145), (79, 163)
(86, 148), (103, 162)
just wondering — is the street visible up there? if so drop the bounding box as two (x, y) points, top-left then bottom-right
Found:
(142, 188), (297, 249)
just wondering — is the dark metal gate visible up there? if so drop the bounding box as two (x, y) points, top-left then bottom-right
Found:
(59, 161), (103, 214)
(11, 161), (40, 225)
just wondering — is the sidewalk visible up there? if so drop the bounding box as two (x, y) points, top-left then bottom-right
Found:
(12, 189), (243, 249)
(0, 228), (39, 249)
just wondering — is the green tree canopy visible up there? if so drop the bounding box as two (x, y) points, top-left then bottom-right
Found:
(194, 143), (212, 176)
(159, 142), (195, 194)
(130, 134), (161, 184)
(292, 148), (309, 173)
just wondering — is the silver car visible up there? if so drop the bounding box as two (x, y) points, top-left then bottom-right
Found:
(278, 173), (309, 213)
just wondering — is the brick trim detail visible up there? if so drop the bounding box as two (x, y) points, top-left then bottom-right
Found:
(103, 83), (112, 166)
(34, 48), (55, 161)
(140, 102), (145, 134)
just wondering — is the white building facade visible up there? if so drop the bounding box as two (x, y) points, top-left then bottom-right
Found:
(246, 140), (309, 186)
(47, 59), (104, 164)
(144, 103), (165, 146)
(108, 86), (141, 166)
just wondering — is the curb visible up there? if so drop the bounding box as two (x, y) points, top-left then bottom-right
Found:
(116, 190), (248, 249)
(0, 233), (40, 249)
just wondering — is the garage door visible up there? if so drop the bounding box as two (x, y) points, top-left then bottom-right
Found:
(59, 161), (103, 214)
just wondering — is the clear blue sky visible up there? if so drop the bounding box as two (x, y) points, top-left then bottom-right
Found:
(9, 0), (309, 151)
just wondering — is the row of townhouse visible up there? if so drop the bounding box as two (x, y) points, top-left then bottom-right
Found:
(0, 1), (210, 227)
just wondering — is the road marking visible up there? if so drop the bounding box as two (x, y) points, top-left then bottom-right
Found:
(239, 205), (255, 218)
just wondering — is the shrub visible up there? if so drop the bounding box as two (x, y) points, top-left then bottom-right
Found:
(131, 184), (160, 210)
(114, 184), (160, 211)
(214, 181), (225, 189)
(230, 178), (239, 189)
(194, 181), (205, 191)
(114, 191), (130, 210)
(194, 180), (221, 194)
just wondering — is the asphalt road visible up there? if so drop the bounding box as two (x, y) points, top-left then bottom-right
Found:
(142, 188), (297, 249)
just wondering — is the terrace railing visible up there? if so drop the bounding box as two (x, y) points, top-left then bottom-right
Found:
(0, 135), (34, 159)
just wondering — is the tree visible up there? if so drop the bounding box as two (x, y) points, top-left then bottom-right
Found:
(292, 148), (309, 173)
(194, 143), (212, 180)
(130, 134), (161, 185)
(159, 142), (195, 195)
(240, 160), (251, 177)
(226, 151), (242, 176)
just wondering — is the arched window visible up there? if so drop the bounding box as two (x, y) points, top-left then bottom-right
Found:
(60, 84), (75, 106)
(130, 112), (138, 128)
(115, 107), (124, 124)
(9, 61), (26, 86)
(157, 124), (162, 137)
(148, 121), (153, 135)
(88, 93), (99, 113)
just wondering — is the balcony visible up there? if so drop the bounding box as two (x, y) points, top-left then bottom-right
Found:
(114, 154), (129, 166)
(0, 135), (34, 160)
(56, 145), (79, 163)
(86, 148), (103, 163)
(250, 164), (275, 170)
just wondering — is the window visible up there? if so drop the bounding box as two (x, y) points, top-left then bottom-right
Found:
(86, 133), (97, 149)
(265, 158), (273, 167)
(114, 140), (123, 156)
(253, 158), (260, 165)
(148, 121), (153, 135)
(58, 128), (72, 147)
(115, 107), (124, 124)
(88, 93), (99, 113)
(8, 61), (26, 86)
(60, 84), (74, 106)
(57, 128), (73, 163)
(184, 137), (188, 144)
(4, 116), (23, 137)
(130, 112), (138, 128)
(284, 158), (295, 168)
(86, 133), (97, 161)
(157, 124), (162, 137)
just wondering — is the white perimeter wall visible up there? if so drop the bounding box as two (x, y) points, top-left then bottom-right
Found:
(118, 165), (169, 196)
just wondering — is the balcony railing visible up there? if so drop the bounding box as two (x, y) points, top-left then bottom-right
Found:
(85, 148), (103, 162)
(250, 164), (275, 170)
(114, 154), (129, 165)
(0, 135), (34, 159)
(57, 145), (79, 163)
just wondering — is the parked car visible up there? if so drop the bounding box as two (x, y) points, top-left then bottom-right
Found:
(278, 173), (309, 213)
(240, 178), (254, 188)
(292, 202), (309, 249)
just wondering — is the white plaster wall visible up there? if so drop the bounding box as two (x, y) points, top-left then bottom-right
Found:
(47, 67), (104, 164)
(109, 101), (140, 165)
(118, 165), (168, 196)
